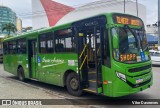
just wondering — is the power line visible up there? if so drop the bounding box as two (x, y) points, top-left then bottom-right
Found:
(16, 0), (138, 18)
(0, 0), (144, 25)
(1, 0), (143, 19)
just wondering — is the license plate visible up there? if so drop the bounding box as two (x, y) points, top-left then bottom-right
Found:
(136, 78), (143, 83)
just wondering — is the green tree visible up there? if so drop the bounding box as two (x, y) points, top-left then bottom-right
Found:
(2, 23), (17, 36)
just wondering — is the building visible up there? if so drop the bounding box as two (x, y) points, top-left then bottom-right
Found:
(32, 0), (74, 29)
(22, 27), (33, 32)
(147, 34), (159, 50)
(32, 0), (146, 29)
(146, 24), (158, 36)
(0, 6), (16, 36)
(16, 18), (22, 33)
(145, 24), (159, 49)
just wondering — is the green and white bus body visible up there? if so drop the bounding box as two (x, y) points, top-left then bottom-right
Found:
(3, 13), (152, 97)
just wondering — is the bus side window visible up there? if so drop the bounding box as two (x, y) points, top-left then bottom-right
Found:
(55, 42), (64, 52)
(8, 41), (17, 54)
(3, 42), (8, 55)
(55, 37), (75, 53)
(17, 38), (26, 54)
(54, 28), (75, 53)
(39, 32), (54, 54)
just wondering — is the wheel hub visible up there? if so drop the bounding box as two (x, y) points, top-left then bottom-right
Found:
(70, 78), (78, 90)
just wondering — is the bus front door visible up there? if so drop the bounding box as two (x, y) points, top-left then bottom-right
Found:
(28, 39), (38, 79)
(77, 26), (104, 93)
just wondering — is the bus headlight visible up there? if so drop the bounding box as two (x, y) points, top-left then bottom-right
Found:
(116, 72), (126, 82)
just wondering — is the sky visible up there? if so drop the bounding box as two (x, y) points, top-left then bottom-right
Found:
(0, 0), (158, 27)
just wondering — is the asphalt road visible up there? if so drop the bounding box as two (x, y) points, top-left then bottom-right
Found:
(0, 64), (160, 108)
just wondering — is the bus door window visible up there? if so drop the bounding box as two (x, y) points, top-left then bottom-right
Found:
(103, 28), (111, 67)
(86, 30), (96, 68)
(31, 41), (36, 57)
(91, 34), (95, 62)
(96, 29), (101, 57)
(87, 29), (101, 62)
(87, 34), (94, 62)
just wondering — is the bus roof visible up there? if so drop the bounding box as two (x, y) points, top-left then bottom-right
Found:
(3, 12), (143, 42)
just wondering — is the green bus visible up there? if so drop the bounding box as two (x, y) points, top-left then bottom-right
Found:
(3, 13), (152, 97)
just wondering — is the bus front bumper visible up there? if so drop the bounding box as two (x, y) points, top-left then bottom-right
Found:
(107, 72), (153, 97)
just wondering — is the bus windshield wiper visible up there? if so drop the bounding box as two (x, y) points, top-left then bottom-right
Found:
(124, 25), (141, 51)
(137, 27), (148, 51)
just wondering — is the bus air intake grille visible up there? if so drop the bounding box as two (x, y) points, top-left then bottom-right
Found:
(128, 65), (151, 72)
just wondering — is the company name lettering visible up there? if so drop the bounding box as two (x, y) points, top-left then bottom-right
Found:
(42, 57), (64, 64)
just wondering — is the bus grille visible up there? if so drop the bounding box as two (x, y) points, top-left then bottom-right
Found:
(128, 64), (151, 72)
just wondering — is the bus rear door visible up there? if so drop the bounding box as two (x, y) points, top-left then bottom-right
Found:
(28, 39), (38, 79)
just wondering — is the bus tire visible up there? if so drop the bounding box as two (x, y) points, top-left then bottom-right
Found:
(66, 72), (82, 96)
(18, 67), (25, 82)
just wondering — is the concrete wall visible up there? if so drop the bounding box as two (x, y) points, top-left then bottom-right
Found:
(56, 1), (146, 26)
(32, 0), (49, 29)
(32, 0), (146, 29)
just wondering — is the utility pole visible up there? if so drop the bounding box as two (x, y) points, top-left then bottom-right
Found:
(124, 0), (125, 13)
(158, 0), (160, 48)
(136, 0), (138, 16)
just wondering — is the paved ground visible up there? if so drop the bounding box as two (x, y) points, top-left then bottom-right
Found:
(0, 64), (159, 108)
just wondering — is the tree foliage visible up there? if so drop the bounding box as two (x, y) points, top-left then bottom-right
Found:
(2, 23), (17, 36)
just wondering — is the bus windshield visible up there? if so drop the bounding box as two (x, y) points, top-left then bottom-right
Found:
(111, 26), (150, 63)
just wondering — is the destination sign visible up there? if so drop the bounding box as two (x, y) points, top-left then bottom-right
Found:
(120, 53), (137, 62)
(113, 14), (143, 26)
(72, 16), (106, 28)
(56, 28), (72, 36)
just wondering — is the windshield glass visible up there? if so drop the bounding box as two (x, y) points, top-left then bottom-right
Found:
(112, 27), (150, 63)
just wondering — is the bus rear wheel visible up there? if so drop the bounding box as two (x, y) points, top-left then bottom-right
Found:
(18, 67), (25, 81)
(66, 72), (82, 96)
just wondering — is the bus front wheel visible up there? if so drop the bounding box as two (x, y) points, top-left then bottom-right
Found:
(66, 72), (82, 96)
(18, 67), (25, 81)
